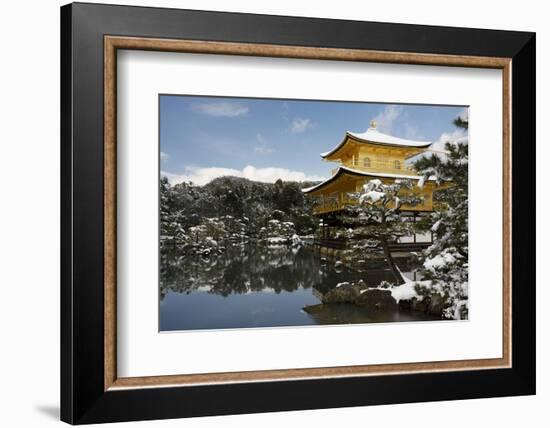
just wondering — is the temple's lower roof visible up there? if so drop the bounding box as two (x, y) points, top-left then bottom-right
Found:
(301, 166), (428, 195)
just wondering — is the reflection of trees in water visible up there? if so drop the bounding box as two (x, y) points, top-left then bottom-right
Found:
(160, 244), (422, 300)
(160, 245), (325, 299)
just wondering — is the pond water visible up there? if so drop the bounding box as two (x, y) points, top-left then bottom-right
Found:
(160, 244), (438, 331)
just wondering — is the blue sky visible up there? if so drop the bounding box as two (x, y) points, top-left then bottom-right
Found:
(160, 95), (467, 185)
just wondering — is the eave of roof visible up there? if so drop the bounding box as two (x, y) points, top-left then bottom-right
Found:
(301, 166), (427, 194)
(321, 129), (432, 159)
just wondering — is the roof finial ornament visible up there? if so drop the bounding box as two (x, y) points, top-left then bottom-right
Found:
(370, 120), (377, 129)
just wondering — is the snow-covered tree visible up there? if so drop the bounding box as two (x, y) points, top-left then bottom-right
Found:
(338, 178), (423, 285)
(160, 176), (188, 247)
(159, 175), (318, 257)
(413, 116), (469, 319)
(259, 218), (300, 245)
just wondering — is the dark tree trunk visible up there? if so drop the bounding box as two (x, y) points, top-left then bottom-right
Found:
(380, 236), (405, 285)
(378, 213), (405, 286)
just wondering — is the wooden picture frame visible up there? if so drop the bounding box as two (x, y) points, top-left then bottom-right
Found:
(61, 2), (535, 424)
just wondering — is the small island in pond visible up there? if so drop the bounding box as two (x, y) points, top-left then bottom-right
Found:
(160, 95), (469, 331)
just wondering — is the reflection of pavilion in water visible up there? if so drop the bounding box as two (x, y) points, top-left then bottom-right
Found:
(160, 244), (421, 300)
(159, 244), (433, 330)
(302, 121), (450, 252)
(308, 245), (422, 295)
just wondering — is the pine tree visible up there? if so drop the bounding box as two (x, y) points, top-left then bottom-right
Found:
(413, 117), (469, 319)
(337, 178), (423, 285)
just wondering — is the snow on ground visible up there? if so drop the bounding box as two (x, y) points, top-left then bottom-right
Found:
(380, 266), (432, 302)
(388, 281), (418, 302)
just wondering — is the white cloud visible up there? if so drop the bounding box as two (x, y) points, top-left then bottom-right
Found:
(407, 126), (468, 165)
(160, 151), (169, 162)
(372, 105), (403, 133)
(162, 165), (324, 186)
(404, 124), (424, 140)
(290, 118), (312, 133)
(428, 108), (468, 150)
(253, 133), (275, 154)
(431, 128), (469, 151)
(190, 101), (249, 117)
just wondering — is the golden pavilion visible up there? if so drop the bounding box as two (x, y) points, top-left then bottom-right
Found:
(303, 121), (445, 216)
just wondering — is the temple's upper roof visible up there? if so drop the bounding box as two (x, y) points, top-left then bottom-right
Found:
(321, 124), (432, 159)
(347, 127), (432, 148)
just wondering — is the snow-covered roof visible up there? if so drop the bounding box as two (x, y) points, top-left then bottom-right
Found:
(348, 128), (432, 147)
(321, 125), (432, 159)
(301, 166), (428, 194)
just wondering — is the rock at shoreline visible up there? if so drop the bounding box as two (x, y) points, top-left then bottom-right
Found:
(319, 284), (397, 312)
(399, 294), (446, 317)
(411, 297), (429, 313)
(398, 299), (412, 311)
(321, 283), (363, 304)
(312, 282), (444, 317)
(302, 304), (324, 315)
(427, 294), (446, 316)
(355, 289), (397, 311)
